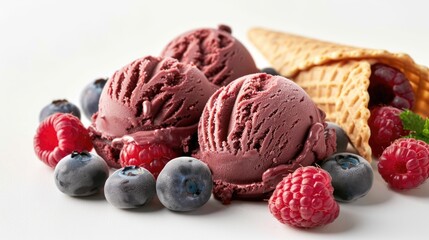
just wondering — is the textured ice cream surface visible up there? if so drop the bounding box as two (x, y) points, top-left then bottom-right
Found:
(89, 56), (218, 168)
(161, 25), (259, 86)
(197, 73), (336, 203)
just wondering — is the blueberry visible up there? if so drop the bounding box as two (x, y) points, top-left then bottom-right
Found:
(321, 152), (373, 202)
(80, 78), (107, 120)
(156, 157), (213, 211)
(104, 166), (156, 209)
(54, 151), (109, 197)
(39, 99), (81, 122)
(261, 67), (280, 76)
(326, 122), (350, 153)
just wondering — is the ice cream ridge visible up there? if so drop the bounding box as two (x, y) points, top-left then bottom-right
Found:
(197, 73), (336, 204)
(161, 25), (259, 86)
(89, 56), (218, 168)
(248, 27), (429, 161)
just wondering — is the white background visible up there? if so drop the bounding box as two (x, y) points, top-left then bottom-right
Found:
(1, 0), (429, 239)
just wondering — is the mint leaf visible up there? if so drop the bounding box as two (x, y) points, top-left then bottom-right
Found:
(399, 110), (429, 144)
(399, 110), (425, 133)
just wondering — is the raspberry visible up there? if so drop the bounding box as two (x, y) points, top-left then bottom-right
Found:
(378, 138), (429, 190)
(268, 166), (339, 228)
(119, 141), (179, 179)
(368, 106), (409, 158)
(368, 63), (415, 109)
(34, 113), (93, 168)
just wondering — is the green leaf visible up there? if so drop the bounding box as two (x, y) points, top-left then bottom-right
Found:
(399, 110), (425, 133)
(399, 110), (429, 144)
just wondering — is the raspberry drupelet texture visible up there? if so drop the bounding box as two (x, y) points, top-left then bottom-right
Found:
(119, 142), (179, 179)
(34, 113), (93, 168)
(368, 63), (415, 110)
(268, 166), (339, 228)
(378, 138), (429, 190)
(368, 106), (409, 158)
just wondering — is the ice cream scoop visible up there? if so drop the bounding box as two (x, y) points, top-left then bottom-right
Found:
(161, 25), (259, 86)
(197, 73), (336, 203)
(89, 56), (218, 168)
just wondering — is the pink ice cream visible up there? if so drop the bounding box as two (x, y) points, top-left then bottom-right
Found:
(197, 73), (336, 204)
(89, 56), (218, 168)
(161, 25), (259, 86)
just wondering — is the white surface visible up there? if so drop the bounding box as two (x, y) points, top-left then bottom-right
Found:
(1, 0), (429, 239)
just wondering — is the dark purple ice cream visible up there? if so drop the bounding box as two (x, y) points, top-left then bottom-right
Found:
(197, 73), (336, 203)
(161, 25), (259, 86)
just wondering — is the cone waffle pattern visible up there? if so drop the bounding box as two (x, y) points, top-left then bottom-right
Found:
(248, 27), (429, 161)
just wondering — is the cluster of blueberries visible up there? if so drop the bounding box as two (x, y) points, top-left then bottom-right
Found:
(54, 151), (213, 211)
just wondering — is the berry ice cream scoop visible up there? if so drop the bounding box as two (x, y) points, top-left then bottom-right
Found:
(197, 73), (336, 203)
(161, 25), (259, 86)
(89, 56), (218, 168)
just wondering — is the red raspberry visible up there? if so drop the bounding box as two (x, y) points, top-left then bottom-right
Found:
(368, 106), (409, 158)
(368, 63), (415, 110)
(378, 138), (429, 190)
(119, 142), (179, 178)
(268, 166), (339, 228)
(34, 113), (93, 168)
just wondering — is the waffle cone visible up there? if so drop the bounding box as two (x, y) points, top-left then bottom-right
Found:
(248, 27), (429, 161)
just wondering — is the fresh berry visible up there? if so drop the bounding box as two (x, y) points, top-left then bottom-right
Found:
(368, 63), (414, 109)
(54, 151), (109, 197)
(321, 153), (373, 202)
(156, 157), (213, 212)
(119, 141), (179, 179)
(268, 166), (339, 228)
(39, 99), (81, 122)
(378, 138), (429, 190)
(368, 106), (409, 158)
(80, 78), (107, 120)
(326, 122), (349, 153)
(104, 166), (156, 209)
(34, 113), (93, 168)
(261, 67), (280, 76)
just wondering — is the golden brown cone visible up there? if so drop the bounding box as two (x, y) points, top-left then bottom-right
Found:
(248, 27), (429, 161)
